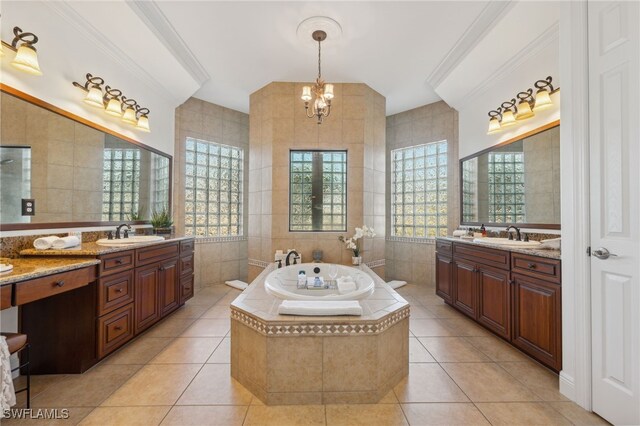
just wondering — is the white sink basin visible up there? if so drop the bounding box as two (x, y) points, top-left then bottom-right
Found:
(473, 237), (541, 248)
(96, 235), (165, 246)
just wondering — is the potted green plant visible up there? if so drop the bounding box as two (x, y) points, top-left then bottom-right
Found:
(150, 207), (174, 235)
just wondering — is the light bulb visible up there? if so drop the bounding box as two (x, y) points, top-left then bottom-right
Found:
(487, 117), (501, 134)
(11, 45), (42, 76)
(301, 86), (312, 102)
(83, 86), (105, 108)
(501, 109), (516, 127)
(105, 98), (122, 116)
(533, 89), (552, 111)
(516, 101), (535, 120)
(324, 84), (334, 100)
(136, 115), (151, 132)
(122, 107), (137, 124)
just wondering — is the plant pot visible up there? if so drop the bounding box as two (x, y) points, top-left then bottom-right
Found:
(153, 227), (173, 235)
(352, 256), (362, 265)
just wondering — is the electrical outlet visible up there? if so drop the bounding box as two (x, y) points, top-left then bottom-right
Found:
(22, 199), (35, 216)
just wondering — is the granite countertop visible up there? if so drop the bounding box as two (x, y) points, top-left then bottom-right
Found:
(437, 236), (561, 260)
(0, 257), (101, 286)
(20, 235), (194, 257)
(231, 263), (409, 323)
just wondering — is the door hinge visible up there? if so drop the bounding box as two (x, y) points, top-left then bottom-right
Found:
(586, 246), (591, 256)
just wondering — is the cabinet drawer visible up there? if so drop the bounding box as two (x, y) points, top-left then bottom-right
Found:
(15, 266), (97, 305)
(98, 270), (134, 316)
(180, 239), (195, 255)
(512, 253), (561, 284)
(180, 274), (194, 303)
(98, 303), (134, 358)
(436, 239), (452, 255)
(179, 254), (194, 277)
(99, 251), (135, 277)
(1, 285), (12, 310)
(453, 243), (510, 270)
(136, 242), (179, 267)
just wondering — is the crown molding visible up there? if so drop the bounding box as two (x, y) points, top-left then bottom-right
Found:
(42, 1), (176, 103)
(461, 21), (559, 107)
(426, 1), (514, 90)
(127, 1), (210, 87)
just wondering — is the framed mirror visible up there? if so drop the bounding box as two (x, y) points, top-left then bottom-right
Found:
(460, 121), (560, 229)
(0, 85), (172, 231)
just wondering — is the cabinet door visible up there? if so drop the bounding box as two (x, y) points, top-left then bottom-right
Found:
(159, 259), (180, 316)
(511, 274), (561, 371)
(453, 260), (477, 319)
(134, 264), (161, 334)
(477, 266), (511, 339)
(435, 254), (453, 303)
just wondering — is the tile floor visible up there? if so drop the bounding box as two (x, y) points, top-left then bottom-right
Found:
(5, 284), (609, 425)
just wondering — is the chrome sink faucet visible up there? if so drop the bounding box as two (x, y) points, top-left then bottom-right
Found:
(115, 223), (131, 239)
(506, 225), (522, 241)
(285, 250), (300, 266)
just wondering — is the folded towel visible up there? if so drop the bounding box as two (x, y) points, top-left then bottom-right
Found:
(33, 236), (60, 250)
(278, 300), (362, 316)
(387, 280), (407, 289)
(336, 276), (357, 294)
(225, 280), (248, 290)
(453, 230), (467, 237)
(51, 236), (81, 249)
(1, 336), (16, 410)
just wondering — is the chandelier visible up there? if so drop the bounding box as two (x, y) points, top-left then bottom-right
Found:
(301, 30), (334, 124)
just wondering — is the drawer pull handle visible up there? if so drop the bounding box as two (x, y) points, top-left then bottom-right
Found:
(115, 288), (124, 293)
(114, 326), (123, 331)
(115, 259), (123, 265)
(527, 263), (537, 269)
(55, 280), (65, 287)
(159, 267), (164, 271)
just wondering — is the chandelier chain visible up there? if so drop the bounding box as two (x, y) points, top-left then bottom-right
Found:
(317, 38), (322, 80)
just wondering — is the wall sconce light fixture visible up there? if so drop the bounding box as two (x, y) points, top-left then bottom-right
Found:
(73, 73), (151, 133)
(486, 76), (559, 135)
(1, 26), (43, 76)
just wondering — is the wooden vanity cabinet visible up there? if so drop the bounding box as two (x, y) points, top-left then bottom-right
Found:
(435, 238), (562, 371)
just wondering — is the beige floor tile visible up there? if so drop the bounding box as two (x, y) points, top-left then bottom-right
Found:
(409, 319), (454, 337)
(425, 304), (464, 319)
(13, 374), (66, 407)
(418, 337), (491, 362)
(415, 295), (446, 306)
(32, 364), (141, 407)
(476, 402), (573, 425)
(243, 405), (326, 426)
(207, 337), (231, 363)
(409, 338), (436, 363)
(441, 363), (539, 402)
(463, 336), (529, 362)
(326, 404), (408, 426)
(142, 317), (196, 338)
(101, 364), (201, 406)
(401, 402), (491, 425)
(438, 318), (491, 337)
(380, 390), (399, 403)
(548, 402), (611, 425)
(181, 318), (231, 337)
(499, 361), (569, 402)
(201, 304), (232, 319)
(160, 405), (248, 426)
(79, 406), (171, 426)
(2, 407), (94, 425)
(393, 364), (469, 403)
(103, 337), (172, 365)
(150, 337), (222, 364)
(176, 363), (253, 405)
(170, 303), (210, 319)
(408, 305), (436, 319)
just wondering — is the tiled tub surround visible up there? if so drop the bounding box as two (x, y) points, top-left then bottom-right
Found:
(230, 264), (409, 405)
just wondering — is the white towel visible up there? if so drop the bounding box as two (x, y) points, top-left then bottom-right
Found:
(336, 276), (357, 294)
(0, 336), (16, 410)
(225, 280), (248, 290)
(278, 300), (362, 316)
(387, 280), (407, 289)
(51, 236), (81, 249)
(33, 236), (60, 250)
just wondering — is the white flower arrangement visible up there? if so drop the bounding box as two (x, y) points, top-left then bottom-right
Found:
(338, 225), (376, 257)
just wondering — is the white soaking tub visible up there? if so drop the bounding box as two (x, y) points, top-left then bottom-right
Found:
(264, 263), (375, 301)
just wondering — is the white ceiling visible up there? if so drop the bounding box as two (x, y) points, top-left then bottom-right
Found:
(147, 1), (492, 114)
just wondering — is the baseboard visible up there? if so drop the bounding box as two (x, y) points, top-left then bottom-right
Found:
(559, 371), (576, 401)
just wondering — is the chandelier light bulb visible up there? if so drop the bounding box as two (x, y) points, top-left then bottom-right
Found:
(301, 86), (312, 102)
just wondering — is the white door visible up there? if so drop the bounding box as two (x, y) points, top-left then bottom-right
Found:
(589, 1), (640, 424)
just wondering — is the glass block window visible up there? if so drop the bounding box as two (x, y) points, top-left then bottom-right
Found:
(488, 152), (526, 223)
(151, 155), (170, 214)
(102, 148), (140, 221)
(289, 150), (347, 231)
(391, 141), (448, 238)
(184, 138), (243, 237)
(462, 159), (477, 222)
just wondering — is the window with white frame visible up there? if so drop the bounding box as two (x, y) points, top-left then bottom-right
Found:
(184, 138), (243, 237)
(391, 141), (448, 238)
